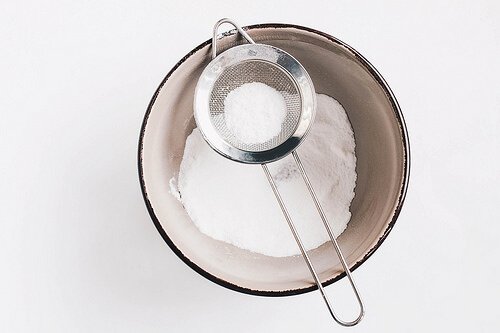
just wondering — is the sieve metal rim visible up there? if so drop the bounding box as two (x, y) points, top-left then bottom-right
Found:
(194, 43), (316, 164)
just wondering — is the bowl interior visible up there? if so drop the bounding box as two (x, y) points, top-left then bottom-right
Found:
(139, 25), (408, 295)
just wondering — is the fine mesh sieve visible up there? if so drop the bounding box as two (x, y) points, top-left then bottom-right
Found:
(193, 18), (364, 327)
(194, 36), (316, 164)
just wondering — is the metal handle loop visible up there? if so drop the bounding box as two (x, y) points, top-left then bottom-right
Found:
(262, 151), (365, 327)
(212, 18), (255, 59)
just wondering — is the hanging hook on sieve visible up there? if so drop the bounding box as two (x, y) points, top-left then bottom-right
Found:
(212, 18), (255, 59)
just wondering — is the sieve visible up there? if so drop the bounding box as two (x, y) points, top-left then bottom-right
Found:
(194, 18), (364, 327)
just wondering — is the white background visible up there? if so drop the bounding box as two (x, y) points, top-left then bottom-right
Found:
(1, 0), (499, 332)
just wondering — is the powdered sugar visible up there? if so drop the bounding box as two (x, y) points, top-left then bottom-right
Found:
(224, 82), (286, 144)
(170, 94), (356, 257)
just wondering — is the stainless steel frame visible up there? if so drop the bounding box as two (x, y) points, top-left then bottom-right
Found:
(194, 18), (365, 327)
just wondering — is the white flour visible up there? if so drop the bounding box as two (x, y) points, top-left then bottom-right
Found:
(224, 82), (286, 144)
(170, 94), (356, 257)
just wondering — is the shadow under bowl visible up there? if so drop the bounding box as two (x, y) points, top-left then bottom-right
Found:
(138, 24), (410, 296)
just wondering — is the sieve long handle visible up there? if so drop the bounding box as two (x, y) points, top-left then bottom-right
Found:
(262, 151), (364, 327)
(212, 18), (255, 59)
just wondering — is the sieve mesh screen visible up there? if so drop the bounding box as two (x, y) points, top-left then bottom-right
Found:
(209, 60), (302, 152)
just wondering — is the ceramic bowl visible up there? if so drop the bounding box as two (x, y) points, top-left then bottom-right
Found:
(138, 24), (409, 296)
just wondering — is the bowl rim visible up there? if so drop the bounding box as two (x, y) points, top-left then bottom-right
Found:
(137, 23), (410, 297)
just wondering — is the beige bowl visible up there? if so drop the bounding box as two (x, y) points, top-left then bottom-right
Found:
(138, 24), (409, 296)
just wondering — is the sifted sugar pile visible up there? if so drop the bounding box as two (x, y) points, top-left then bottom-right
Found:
(171, 94), (356, 257)
(224, 82), (286, 144)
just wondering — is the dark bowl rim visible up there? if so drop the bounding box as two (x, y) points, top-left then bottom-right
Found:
(137, 23), (410, 297)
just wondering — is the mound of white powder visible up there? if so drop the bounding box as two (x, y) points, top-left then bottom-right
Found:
(224, 82), (286, 144)
(171, 94), (356, 257)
